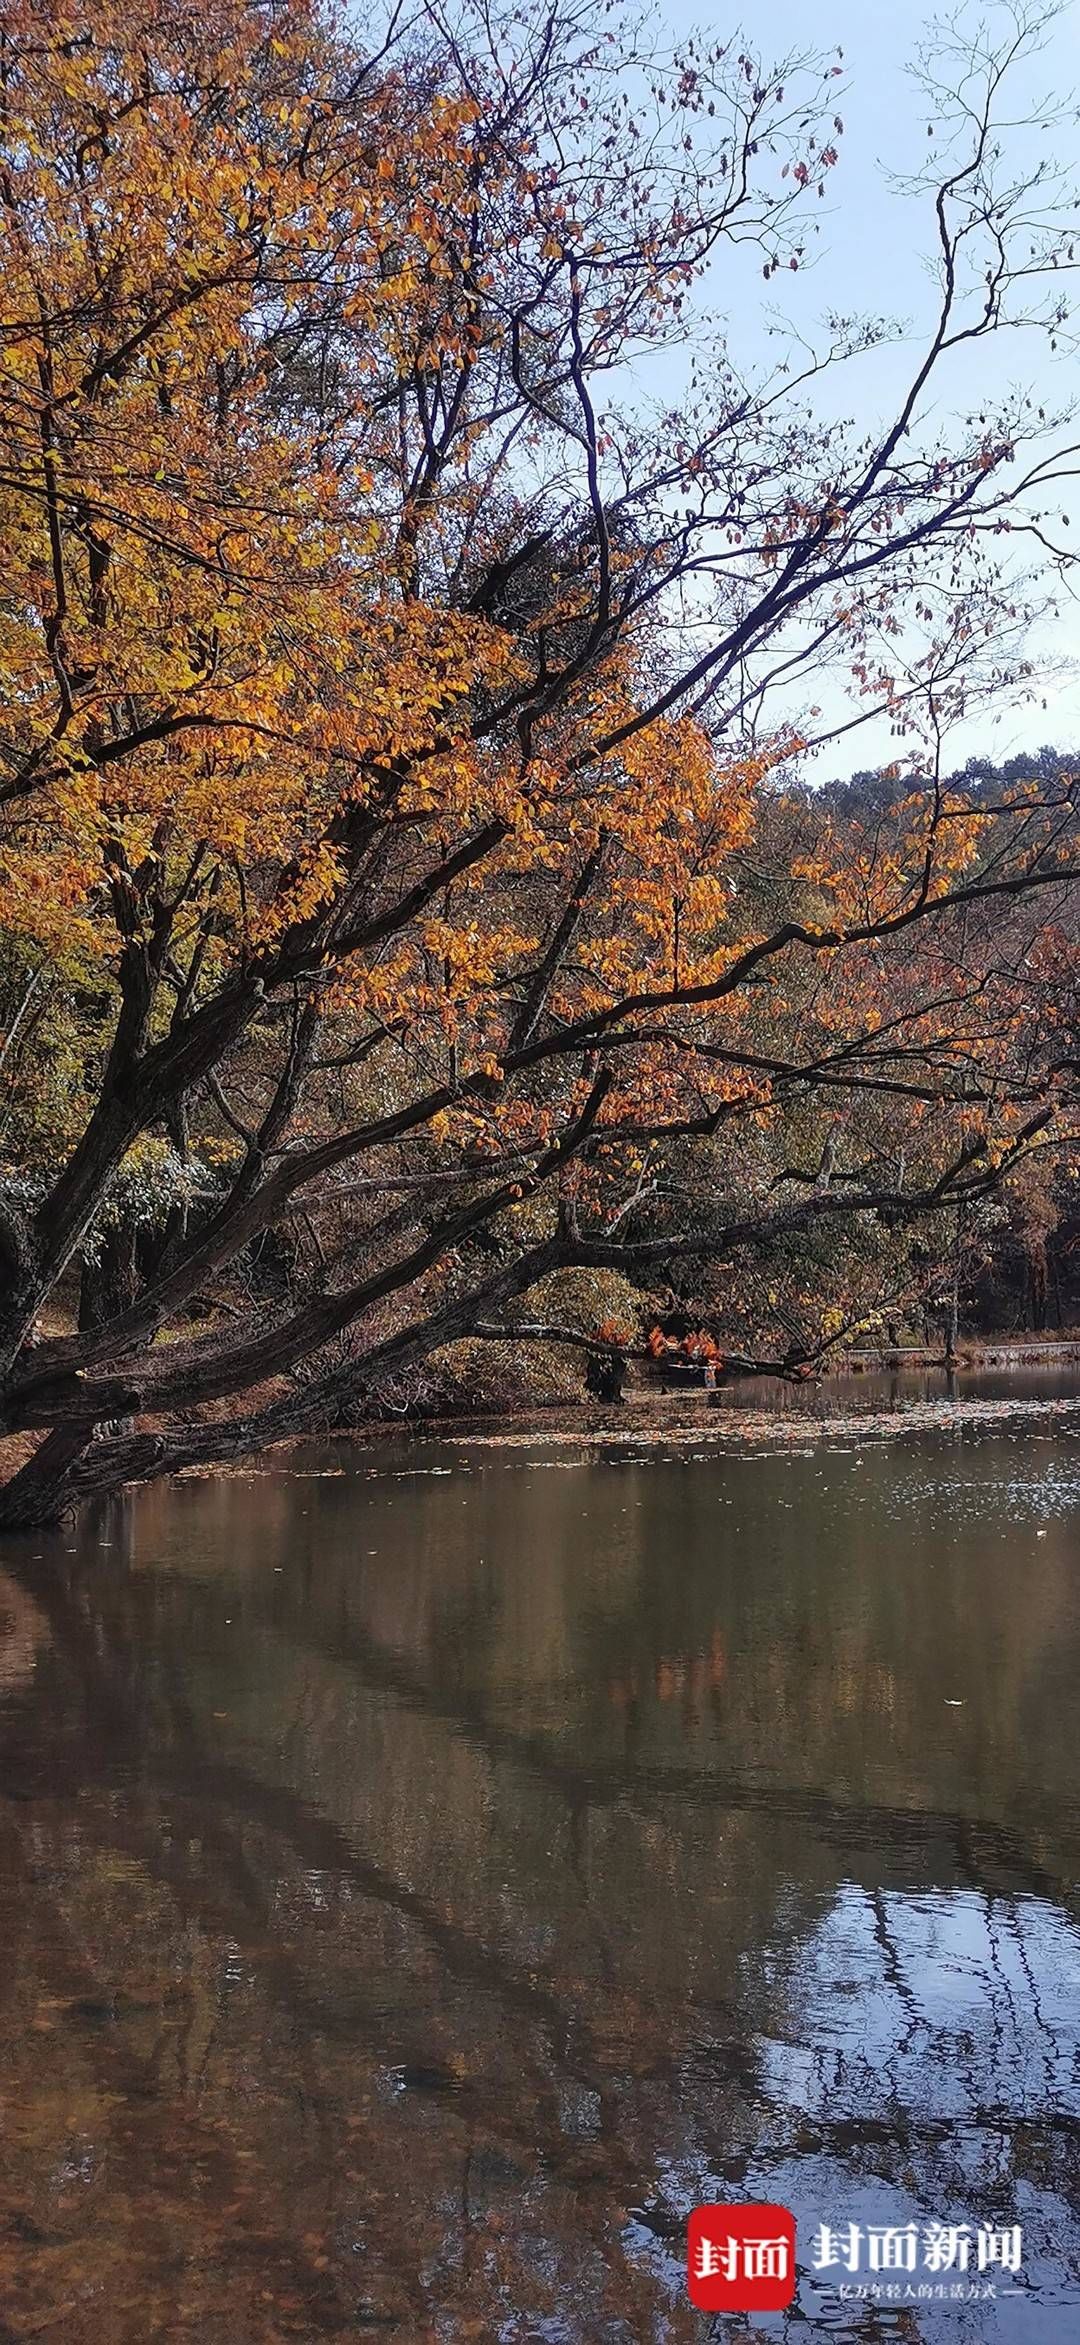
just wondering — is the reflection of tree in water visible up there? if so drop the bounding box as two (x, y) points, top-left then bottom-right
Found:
(0, 1567), (49, 1697)
(730, 1883), (1080, 2341)
(0, 1446), (1078, 2341)
(0, 1536), (723, 2340)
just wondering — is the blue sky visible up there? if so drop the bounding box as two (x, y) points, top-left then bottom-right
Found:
(653, 0), (1080, 777)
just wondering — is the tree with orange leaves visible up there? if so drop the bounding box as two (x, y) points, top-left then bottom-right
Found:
(0, 0), (1076, 1523)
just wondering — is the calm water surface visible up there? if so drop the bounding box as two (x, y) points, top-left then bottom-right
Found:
(1, 1383), (1079, 2343)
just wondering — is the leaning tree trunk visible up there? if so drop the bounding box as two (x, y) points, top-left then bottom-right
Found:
(0, 1425), (97, 1531)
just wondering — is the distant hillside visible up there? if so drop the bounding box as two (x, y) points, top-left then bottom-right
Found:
(814, 745), (1078, 822)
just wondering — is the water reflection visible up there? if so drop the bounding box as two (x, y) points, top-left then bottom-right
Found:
(711, 1362), (1080, 1417)
(0, 1412), (1078, 2340)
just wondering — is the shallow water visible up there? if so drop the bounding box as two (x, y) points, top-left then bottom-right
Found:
(0, 1393), (1078, 2341)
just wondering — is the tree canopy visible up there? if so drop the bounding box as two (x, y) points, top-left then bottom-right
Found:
(0, 0), (1076, 1524)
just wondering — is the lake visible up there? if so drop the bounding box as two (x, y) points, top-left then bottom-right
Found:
(1, 1379), (1078, 2341)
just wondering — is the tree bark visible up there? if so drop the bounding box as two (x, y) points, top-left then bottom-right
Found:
(0, 1425), (96, 1530)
